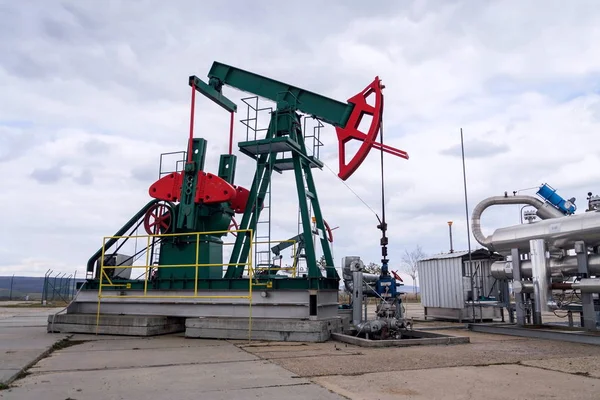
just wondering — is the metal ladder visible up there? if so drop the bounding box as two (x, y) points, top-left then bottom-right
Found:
(295, 116), (325, 275)
(295, 175), (312, 275)
(254, 172), (273, 273)
(240, 95), (275, 275)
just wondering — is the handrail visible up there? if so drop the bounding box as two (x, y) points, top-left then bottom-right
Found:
(87, 199), (161, 276)
(95, 228), (255, 339)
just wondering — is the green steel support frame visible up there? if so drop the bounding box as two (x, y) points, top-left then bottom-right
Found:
(86, 61), (389, 292)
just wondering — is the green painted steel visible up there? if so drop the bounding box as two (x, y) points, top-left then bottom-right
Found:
(218, 154), (237, 184)
(158, 234), (224, 281)
(177, 138), (206, 230)
(207, 61), (354, 128)
(86, 199), (160, 275)
(226, 151), (274, 278)
(85, 275), (339, 291)
(87, 62), (347, 294)
(189, 75), (237, 113)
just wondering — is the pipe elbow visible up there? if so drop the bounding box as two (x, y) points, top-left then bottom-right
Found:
(470, 194), (563, 251)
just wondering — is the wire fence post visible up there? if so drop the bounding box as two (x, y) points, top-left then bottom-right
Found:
(9, 274), (14, 301)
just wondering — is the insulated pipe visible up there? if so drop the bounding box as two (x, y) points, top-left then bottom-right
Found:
(530, 239), (550, 317)
(351, 260), (364, 326)
(550, 279), (600, 293)
(513, 281), (534, 294)
(491, 255), (600, 280)
(471, 195), (564, 251)
(573, 278), (600, 293)
(341, 257), (381, 297)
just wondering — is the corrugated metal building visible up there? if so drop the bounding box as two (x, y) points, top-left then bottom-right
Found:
(417, 249), (505, 321)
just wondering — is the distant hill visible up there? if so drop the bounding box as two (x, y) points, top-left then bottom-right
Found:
(0, 276), (84, 300)
(0, 276), (46, 293)
(398, 285), (419, 294)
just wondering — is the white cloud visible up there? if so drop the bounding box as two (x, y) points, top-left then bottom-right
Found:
(2, 0), (600, 283)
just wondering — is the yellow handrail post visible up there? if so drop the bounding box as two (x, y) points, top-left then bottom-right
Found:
(96, 236), (107, 335)
(194, 232), (200, 296)
(248, 229), (253, 343)
(144, 235), (151, 296)
(292, 240), (297, 277)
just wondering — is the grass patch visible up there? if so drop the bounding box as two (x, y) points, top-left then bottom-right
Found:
(0, 383), (9, 390)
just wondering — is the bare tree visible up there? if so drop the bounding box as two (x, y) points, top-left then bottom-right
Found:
(317, 255), (327, 269)
(364, 262), (381, 275)
(401, 245), (426, 294)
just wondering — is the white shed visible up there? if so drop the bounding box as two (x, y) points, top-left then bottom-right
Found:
(417, 249), (504, 322)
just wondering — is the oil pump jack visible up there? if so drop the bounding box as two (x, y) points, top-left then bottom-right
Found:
(62, 61), (409, 339)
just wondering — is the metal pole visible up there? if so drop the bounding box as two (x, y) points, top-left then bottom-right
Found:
(9, 274), (14, 301)
(460, 128), (475, 321)
(448, 221), (454, 253)
(72, 270), (77, 299)
(43, 269), (52, 305)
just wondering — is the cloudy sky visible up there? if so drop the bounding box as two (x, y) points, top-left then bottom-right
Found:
(2, 0), (600, 284)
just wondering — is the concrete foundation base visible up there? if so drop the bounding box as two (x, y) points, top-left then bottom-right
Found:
(47, 313), (185, 336)
(424, 305), (501, 322)
(469, 323), (600, 345)
(331, 330), (470, 347)
(185, 317), (343, 342)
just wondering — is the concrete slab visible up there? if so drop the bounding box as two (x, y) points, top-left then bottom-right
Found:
(186, 317), (342, 342)
(469, 323), (600, 345)
(332, 331), (470, 347)
(0, 328), (64, 350)
(0, 369), (20, 384)
(48, 313), (185, 336)
(238, 341), (363, 360)
(0, 311), (66, 385)
(60, 336), (229, 352)
(521, 355), (600, 379)
(269, 335), (600, 377)
(7, 359), (345, 400)
(0, 318), (49, 327)
(31, 342), (258, 373)
(434, 328), (531, 343)
(312, 364), (600, 400)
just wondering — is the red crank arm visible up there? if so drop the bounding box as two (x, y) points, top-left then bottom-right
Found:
(336, 77), (409, 180)
(372, 142), (409, 160)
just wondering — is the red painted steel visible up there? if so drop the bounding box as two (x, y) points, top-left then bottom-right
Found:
(148, 172), (183, 202)
(194, 172), (236, 204)
(335, 77), (408, 180)
(230, 185), (251, 213)
(143, 203), (172, 235)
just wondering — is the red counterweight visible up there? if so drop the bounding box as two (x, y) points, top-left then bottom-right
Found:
(149, 171), (249, 209)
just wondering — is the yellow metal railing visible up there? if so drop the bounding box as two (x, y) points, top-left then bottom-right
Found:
(252, 239), (298, 280)
(95, 229), (255, 338)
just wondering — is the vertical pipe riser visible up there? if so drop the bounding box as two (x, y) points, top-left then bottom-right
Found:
(530, 239), (549, 321)
(352, 266), (363, 326)
(511, 248), (526, 326)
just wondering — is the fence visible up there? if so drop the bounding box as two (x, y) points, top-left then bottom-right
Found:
(0, 271), (79, 302)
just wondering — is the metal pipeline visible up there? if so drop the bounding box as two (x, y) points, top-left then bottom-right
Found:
(549, 279), (600, 293)
(351, 260), (364, 326)
(471, 195), (564, 251)
(341, 257), (379, 296)
(491, 254), (600, 280)
(530, 239), (550, 317)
